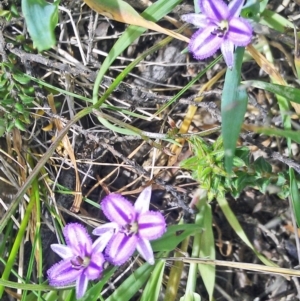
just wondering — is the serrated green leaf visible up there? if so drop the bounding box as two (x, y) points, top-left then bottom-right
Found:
(276, 172), (287, 186)
(232, 156), (246, 167)
(200, 167), (212, 180)
(15, 119), (26, 131)
(6, 121), (15, 132)
(151, 224), (202, 252)
(19, 94), (34, 104)
(0, 10), (10, 17)
(233, 173), (254, 194)
(255, 178), (271, 193)
(235, 147), (250, 166)
(15, 103), (25, 113)
(0, 79), (8, 89)
(22, 0), (58, 51)
(12, 72), (31, 84)
(253, 157), (272, 174)
(222, 47), (248, 173)
(2, 98), (14, 105)
(10, 4), (20, 17)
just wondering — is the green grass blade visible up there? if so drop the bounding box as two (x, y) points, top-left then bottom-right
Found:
(140, 259), (166, 301)
(216, 194), (277, 267)
(247, 126), (300, 144)
(198, 202), (215, 300)
(221, 47), (248, 173)
(182, 191), (214, 301)
(0, 177), (38, 297)
(151, 224), (202, 252)
(289, 168), (300, 227)
(260, 9), (293, 32)
(245, 80), (300, 104)
(105, 263), (155, 301)
(0, 278), (53, 291)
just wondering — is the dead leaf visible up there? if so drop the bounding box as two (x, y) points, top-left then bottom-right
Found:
(83, 0), (190, 43)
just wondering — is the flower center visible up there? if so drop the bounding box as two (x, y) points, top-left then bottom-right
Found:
(71, 256), (90, 270)
(211, 20), (229, 37)
(122, 221), (139, 236)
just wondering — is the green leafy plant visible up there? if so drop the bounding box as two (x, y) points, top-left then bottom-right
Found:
(0, 60), (35, 134)
(181, 136), (289, 201)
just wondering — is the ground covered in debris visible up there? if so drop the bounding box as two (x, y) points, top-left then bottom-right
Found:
(1, 0), (300, 300)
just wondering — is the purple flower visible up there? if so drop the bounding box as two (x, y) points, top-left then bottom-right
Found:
(93, 186), (166, 266)
(47, 223), (111, 299)
(181, 0), (252, 68)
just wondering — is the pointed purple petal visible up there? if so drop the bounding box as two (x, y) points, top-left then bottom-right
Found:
(63, 223), (92, 256)
(181, 13), (209, 28)
(50, 244), (73, 259)
(101, 194), (136, 225)
(228, 0), (244, 18)
(200, 0), (229, 21)
(227, 18), (252, 45)
(92, 222), (119, 236)
(47, 259), (82, 286)
(106, 233), (138, 265)
(134, 186), (152, 214)
(76, 273), (88, 299)
(189, 27), (223, 60)
(136, 238), (154, 265)
(138, 211), (166, 240)
(220, 40), (234, 68)
(92, 230), (115, 253)
(84, 254), (104, 280)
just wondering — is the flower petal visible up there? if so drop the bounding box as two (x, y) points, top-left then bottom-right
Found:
(84, 253), (104, 280)
(138, 211), (166, 240)
(76, 273), (89, 299)
(92, 222), (119, 236)
(228, 0), (244, 18)
(227, 18), (252, 46)
(63, 223), (92, 257)
(106, 233), (138, 265)
(189, 27), (223, 60)
(92, 229), (115, 253)
(134, 186), (152, 215)
(47, 259), (82, 286)
(200, 0), (229, 21)
(50, 244), (73, 259)
(101, 194), (136, 225)
(136, 238), (154, 265)
(220, 40), (234, 68)
(181, 13), (209, 28)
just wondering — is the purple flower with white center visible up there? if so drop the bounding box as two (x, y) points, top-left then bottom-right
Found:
(47, 223), (111, 299)
(93, 186), (166, 266)
(181, 0), (253, 68)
